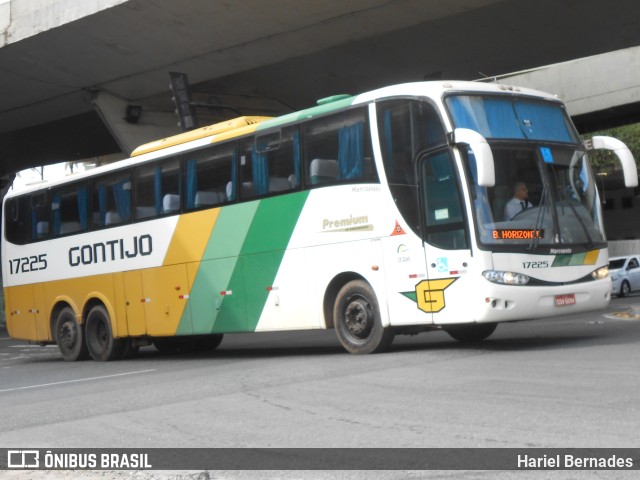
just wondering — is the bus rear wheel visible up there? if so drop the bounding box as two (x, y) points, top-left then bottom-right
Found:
(85, 305), (125, 361)
(333, 280), (394, 354)
(444, 323), (497, 343)
(55, 307), (89, 361)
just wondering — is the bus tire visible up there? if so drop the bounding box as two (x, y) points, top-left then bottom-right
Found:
(55, 307), (89, 362)
(444, 322), (497, 343)
(85, 305), (125, 361)
(333, 280), (394, 354)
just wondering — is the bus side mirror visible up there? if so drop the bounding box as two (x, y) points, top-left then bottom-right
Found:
(451, 128), (495, 187)
(589, 136), (638, 188)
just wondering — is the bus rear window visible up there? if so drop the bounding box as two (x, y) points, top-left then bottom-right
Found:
(4, 196), (29, 244)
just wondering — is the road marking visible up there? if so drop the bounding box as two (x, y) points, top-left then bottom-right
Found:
(8, 344), (57, 348)
(0, 369), (156, 393)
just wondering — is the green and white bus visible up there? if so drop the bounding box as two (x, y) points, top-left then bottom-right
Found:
(2, 81), (637, 361)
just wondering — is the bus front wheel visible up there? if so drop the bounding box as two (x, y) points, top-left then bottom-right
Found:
(55, 307), (89, 361)
(85, 305), (125, 361)
(444, 323), (497, 343)
(333, 280), (394, 354)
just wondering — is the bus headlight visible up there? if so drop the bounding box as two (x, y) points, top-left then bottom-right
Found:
(591, 266), (609, 280)
(482, 270), (530, 285)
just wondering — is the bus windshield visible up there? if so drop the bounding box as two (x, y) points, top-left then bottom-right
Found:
(446, 94), (605, 249)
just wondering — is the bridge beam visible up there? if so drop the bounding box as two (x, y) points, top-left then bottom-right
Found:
(91, 91), (178, 155)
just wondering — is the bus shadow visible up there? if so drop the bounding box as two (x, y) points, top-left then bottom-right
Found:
(133, 327), (639, 361)
(390, 326), (640, 353)
(17, 319), (640, 363)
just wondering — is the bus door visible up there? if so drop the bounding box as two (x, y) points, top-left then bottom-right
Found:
(417, 149), (473, 323)
(4, 282), (48, 341)
(32, 283), (48, 340)
(141, 264), (192, 337)
(5, 284), (37, 341)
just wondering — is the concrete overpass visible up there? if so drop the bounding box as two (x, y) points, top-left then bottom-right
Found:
(1, 0), (640, 181)
(494, 46), (640, 131)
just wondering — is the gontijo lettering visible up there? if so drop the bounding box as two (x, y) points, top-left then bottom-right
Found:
(69, 234), (152, 266)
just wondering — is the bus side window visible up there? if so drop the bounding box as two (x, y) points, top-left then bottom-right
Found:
(134, 162), (160, 220)
(130, 157), (181, 218)
(92, 172), (132, 227)
(302, 107), (378, 187)
(31, 193), (49, 241)
(132, 157), (181, 219)
(159, 158), (181, 214)
(377, 99), (446, 236)
(420, 150), (468, 250)
(50, 184), (89, 236)
(184, 142), (236, 210)
(239, 127), (298, 200)
(377, 98), (446, 184)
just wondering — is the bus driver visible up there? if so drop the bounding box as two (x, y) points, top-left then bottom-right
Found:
(504, 181), (533, 220)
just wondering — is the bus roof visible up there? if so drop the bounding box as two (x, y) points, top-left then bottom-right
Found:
(128, 81), (562, 158)
(131, 115), (273, 157)
(5, 81), (564, 199)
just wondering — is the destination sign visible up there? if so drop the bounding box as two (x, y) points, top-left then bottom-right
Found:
(492, 229), (544, 240)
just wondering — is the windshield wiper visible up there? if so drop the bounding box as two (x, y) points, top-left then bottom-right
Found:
(528, 183), (548, 250)
(555, 185), (594, 247)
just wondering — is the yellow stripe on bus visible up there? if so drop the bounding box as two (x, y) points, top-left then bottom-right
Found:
(131, 116), (272, 156)
(162, 208), (220, 266)
(584, 249), (599, 265)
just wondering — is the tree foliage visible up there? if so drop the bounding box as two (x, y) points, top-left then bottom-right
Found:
(583, 123), (640, 174)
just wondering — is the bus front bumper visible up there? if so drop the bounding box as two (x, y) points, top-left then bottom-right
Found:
(469, 277), (611, 324)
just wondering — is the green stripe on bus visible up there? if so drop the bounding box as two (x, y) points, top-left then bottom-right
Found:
(214, 191), (309, 332)
(178, 202), (259, 335)
(256, 97), (356, 130)
(181, 192), (309, 335)
(552, 252), (586, 267)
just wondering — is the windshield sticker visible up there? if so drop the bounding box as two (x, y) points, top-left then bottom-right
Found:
(435, 208), (449, 220)
(540, 146), (554, 163)
(436, 257), (449, 273)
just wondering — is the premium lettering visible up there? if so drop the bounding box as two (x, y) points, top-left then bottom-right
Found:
(322, 215), (371, 232)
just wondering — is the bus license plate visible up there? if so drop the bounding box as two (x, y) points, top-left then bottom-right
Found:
(555, 294), (576, 306)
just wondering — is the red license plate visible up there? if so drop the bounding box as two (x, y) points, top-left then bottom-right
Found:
(555, 293), (576, 306)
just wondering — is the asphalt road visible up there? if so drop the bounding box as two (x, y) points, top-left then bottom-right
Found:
(1, 295), (640, 479)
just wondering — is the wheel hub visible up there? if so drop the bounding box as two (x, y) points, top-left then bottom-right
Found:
(344, 298), (373, 338)
(59, 321), (77, 349)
